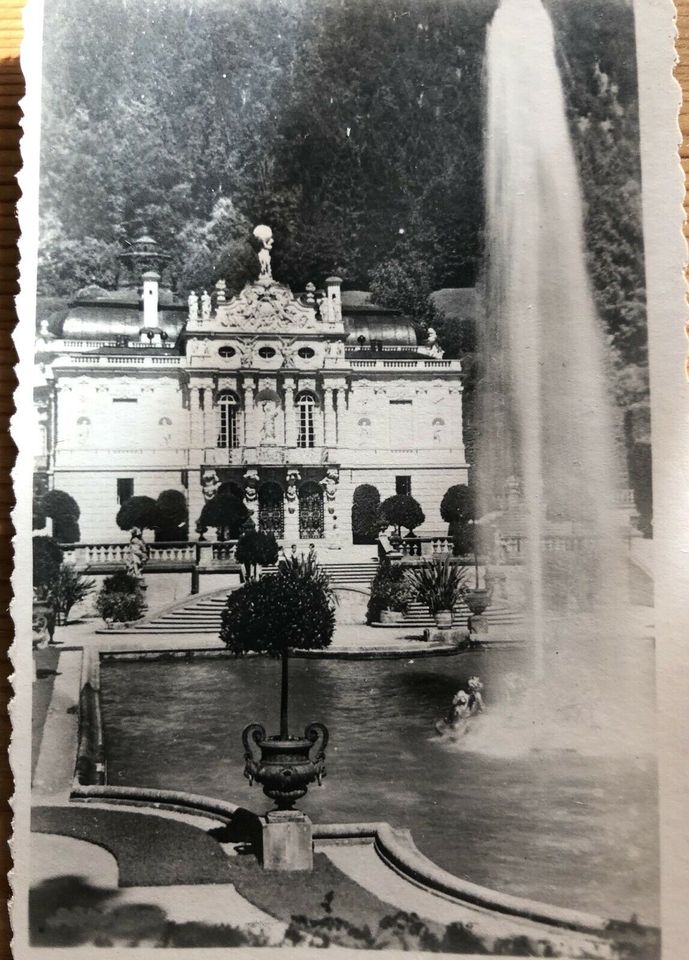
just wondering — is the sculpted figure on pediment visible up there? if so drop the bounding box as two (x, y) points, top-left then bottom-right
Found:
(216, 280), (319, 333)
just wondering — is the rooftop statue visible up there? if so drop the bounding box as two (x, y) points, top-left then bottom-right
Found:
(253, 224), (274, 283)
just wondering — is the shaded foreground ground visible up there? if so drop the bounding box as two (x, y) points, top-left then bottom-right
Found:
(32, 805), (658, 956)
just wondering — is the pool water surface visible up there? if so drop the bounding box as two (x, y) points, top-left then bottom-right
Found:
(100, 645), (659, 924)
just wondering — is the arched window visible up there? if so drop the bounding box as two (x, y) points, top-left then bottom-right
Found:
(296, 393), (317, 449)
(216, 391), (240, 449)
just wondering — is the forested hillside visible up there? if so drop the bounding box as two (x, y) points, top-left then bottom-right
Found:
(37, 0), (650, 525)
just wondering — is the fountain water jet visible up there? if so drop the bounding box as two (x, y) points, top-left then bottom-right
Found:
(479, 0), (625, 677)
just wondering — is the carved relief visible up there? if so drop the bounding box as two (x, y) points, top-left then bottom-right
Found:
(215, 281), (338, 334)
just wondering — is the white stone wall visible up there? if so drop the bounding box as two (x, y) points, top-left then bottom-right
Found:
(54, 373), (187, 455)
(53, 469), (187, 542)
(337, 465), (469, 540)
(342, 377), (464, 459)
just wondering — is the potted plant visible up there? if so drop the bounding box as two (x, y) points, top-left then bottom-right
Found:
(49, 563), (96, 625)
(94, 570), (146, 628)
(220, 556), (335, 810)
(366, 559), (414, 624)
(405, 558), (468, 628)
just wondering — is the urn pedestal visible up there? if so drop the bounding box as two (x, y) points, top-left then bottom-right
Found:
(242, 721), (328, 871)
(261, 809), (313, 871)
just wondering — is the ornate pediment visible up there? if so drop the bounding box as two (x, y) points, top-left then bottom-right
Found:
(207, 281), (343, 335)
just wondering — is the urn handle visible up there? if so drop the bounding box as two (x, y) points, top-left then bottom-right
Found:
(241, 722), (266, 784)
(305, 721), (329, 786)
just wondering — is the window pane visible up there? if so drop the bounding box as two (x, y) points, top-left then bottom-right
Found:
(117, 478), (134, 504)
(396, 475), (412, 496)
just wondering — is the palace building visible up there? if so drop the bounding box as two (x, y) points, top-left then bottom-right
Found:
(34, 229), (468, 548)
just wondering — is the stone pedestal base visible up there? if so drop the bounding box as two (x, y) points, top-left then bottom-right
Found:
(261, 810), (313, 872)
(468, 613), (489, 635)
(423, 626), (469, 646)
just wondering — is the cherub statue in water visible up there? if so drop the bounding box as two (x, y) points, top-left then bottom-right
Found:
(435, 676), (485, 735)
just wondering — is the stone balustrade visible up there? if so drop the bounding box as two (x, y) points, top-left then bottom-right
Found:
(60, 540), (239, 570)
(395, 537), (454, 557)
(58, 355), (182, 368)
(350, 359), (458, 370)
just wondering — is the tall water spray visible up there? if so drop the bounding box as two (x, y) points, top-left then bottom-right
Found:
(480, 0), (623, 674)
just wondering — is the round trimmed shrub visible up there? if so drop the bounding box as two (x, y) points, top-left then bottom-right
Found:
(220, 565), (335, 656)
(377, 494), (425, 536)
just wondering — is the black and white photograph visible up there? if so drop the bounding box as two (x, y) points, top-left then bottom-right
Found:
(10, 0), (688, 956)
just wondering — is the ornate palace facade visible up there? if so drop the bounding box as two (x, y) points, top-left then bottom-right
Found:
(34, 230), (468, 547)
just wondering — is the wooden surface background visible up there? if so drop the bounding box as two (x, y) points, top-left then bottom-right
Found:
(0, 3), (685, 958)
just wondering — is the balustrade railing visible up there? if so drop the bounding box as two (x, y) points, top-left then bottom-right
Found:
(394, 536), (454, 557)
(60, 540), (239, 569)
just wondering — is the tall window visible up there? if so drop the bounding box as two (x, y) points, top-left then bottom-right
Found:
(117, 478), (134, 504)
(297, 393), (316, 448)
(396, 475), (412, 496)
(216, 391), (240, 449)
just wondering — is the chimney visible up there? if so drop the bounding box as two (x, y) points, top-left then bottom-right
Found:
(142, 270), (160, 328)
(325, 276), (342, 323)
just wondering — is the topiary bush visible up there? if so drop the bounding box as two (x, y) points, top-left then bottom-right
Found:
(351, 484), (381, 544)
(34, 489), (81, 542)
(220, 558), (335, 735)
(197, 490), (250, 541)
(155, 489), (189, 542)
(116, 495), (162, 533)
(377, 494), (425, 537)
(440, 484), (474, 556)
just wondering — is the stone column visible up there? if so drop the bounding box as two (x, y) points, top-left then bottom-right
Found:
(243, 379), (256, 448)
(450, 385), (466, 462)
(201, 386), (216, 450)
(283, 380), (296, 450)
(189, 386), (204, 451)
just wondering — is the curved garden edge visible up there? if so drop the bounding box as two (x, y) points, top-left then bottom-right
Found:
(69, 783), (621, 939)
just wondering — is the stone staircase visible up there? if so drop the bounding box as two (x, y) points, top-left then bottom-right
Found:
(404, 599), (523, 629)
(100, 557), (522, 634)
(261, 561), (379, 586)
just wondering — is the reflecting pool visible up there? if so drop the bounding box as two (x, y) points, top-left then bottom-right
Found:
(101, 640), (659, 924)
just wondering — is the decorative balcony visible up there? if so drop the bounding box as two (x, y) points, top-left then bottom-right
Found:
(203, 446), (338, 467)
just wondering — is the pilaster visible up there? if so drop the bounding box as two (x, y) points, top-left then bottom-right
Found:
(283, 379), (296, 448)
(243, 377), (257, 447)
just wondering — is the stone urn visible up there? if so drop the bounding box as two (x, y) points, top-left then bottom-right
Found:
(242, 722), (329, 810)
(434, 609), (453, 629)
(465, 589), (491, 616)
